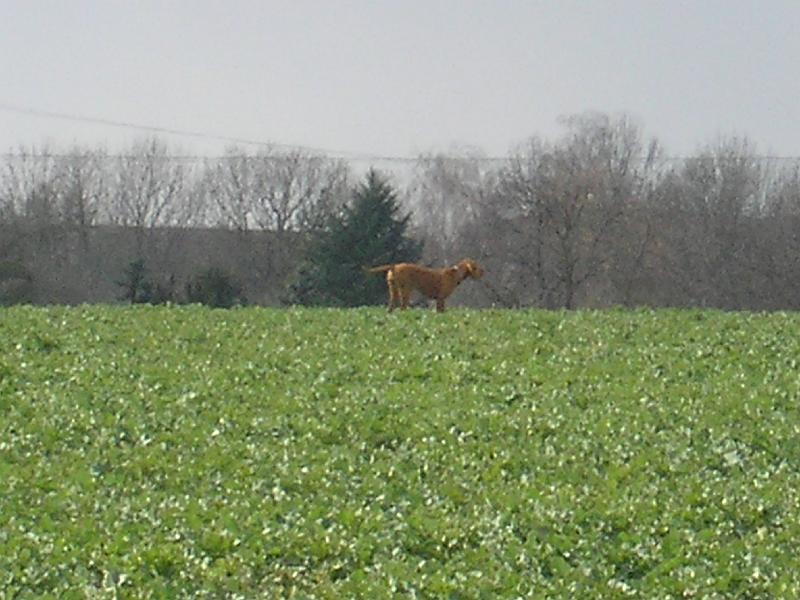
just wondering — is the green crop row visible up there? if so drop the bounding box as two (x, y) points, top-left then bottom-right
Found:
(2, 305), (800, 598)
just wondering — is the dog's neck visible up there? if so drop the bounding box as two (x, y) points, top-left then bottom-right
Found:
(453, 263), (469, 284)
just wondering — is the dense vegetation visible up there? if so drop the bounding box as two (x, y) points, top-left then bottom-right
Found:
(6, 115), (800, 310)
(2, 306), (800, 597)
(288, 169), (422, 307)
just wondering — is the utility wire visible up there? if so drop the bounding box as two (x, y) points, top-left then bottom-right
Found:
(2, 101), (799, 164)
(0, 101), (384, 160)
(0, 101), (510, 162)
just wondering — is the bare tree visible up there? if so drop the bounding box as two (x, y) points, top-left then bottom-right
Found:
(744, 161), (800, 309)
(484, 113), (657, 308)
(649, 137), (766, 307)
(252, 149), (349, 234)
(108, 138), (188, 257)
(201, 146), (350, 299)
(480, 137), (551, 306)
(0, 147), (63, 263)
(205, 146), (349, 233)
(1, 146), (57, 219)
(203, 149), (257, 233)
(57, 147), (108, 254)
(0, 146), (112, 301)
(409, 150), (493, 262)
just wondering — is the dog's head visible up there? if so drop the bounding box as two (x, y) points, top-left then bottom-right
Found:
(458, 259), (484, 280)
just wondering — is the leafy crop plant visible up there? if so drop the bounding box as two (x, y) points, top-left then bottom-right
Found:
(2, 306), (800, 597)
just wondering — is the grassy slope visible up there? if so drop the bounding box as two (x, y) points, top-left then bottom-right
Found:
(2, 306), (800, 597)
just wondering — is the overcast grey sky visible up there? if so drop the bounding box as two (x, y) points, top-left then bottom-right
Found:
(2, 0), (799, 159)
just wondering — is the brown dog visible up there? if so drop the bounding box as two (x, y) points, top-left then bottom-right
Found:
(365, 259), (484, 312)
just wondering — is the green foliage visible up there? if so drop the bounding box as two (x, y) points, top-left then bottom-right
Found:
(117, 258), (150, 303)
(185, 266), (245, 308)
(289, 169), (422, 306)
(0, 260), (34, 305)
(118, 261), (243, 308)
(117, 259), (176, 305)
(3, 306), (800, 597)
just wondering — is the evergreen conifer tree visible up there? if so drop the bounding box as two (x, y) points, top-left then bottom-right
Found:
(289, 169), (422, 306)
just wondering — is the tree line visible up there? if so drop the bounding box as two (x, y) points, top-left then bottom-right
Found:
(2, 112), (800, 309)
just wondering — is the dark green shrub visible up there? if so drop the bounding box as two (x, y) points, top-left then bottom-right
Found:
(288, 169), (422, 306)
(117, 259), (177, 305)
(0, 261), (34, 305)
(185, 267), (244, 308)
(117, 259), (151, 304)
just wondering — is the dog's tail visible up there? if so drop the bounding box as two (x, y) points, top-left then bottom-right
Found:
(363, 264), (394, 275)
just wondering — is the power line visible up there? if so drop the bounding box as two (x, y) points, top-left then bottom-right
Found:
(3, 101), (800, 164)
(0, 101), (384, 160)
(2, 150), (799, 167)
(0, 101), (512, 163)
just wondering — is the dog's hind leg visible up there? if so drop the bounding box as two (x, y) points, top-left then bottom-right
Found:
(400, 288), (412, 310)
(387, 280), (399, 312)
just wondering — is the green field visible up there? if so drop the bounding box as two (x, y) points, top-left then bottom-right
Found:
(2, 306), (800, 598)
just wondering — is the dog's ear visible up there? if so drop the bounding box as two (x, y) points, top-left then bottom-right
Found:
(464, 259), (483, 278)
(460, 260), (474, 276)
